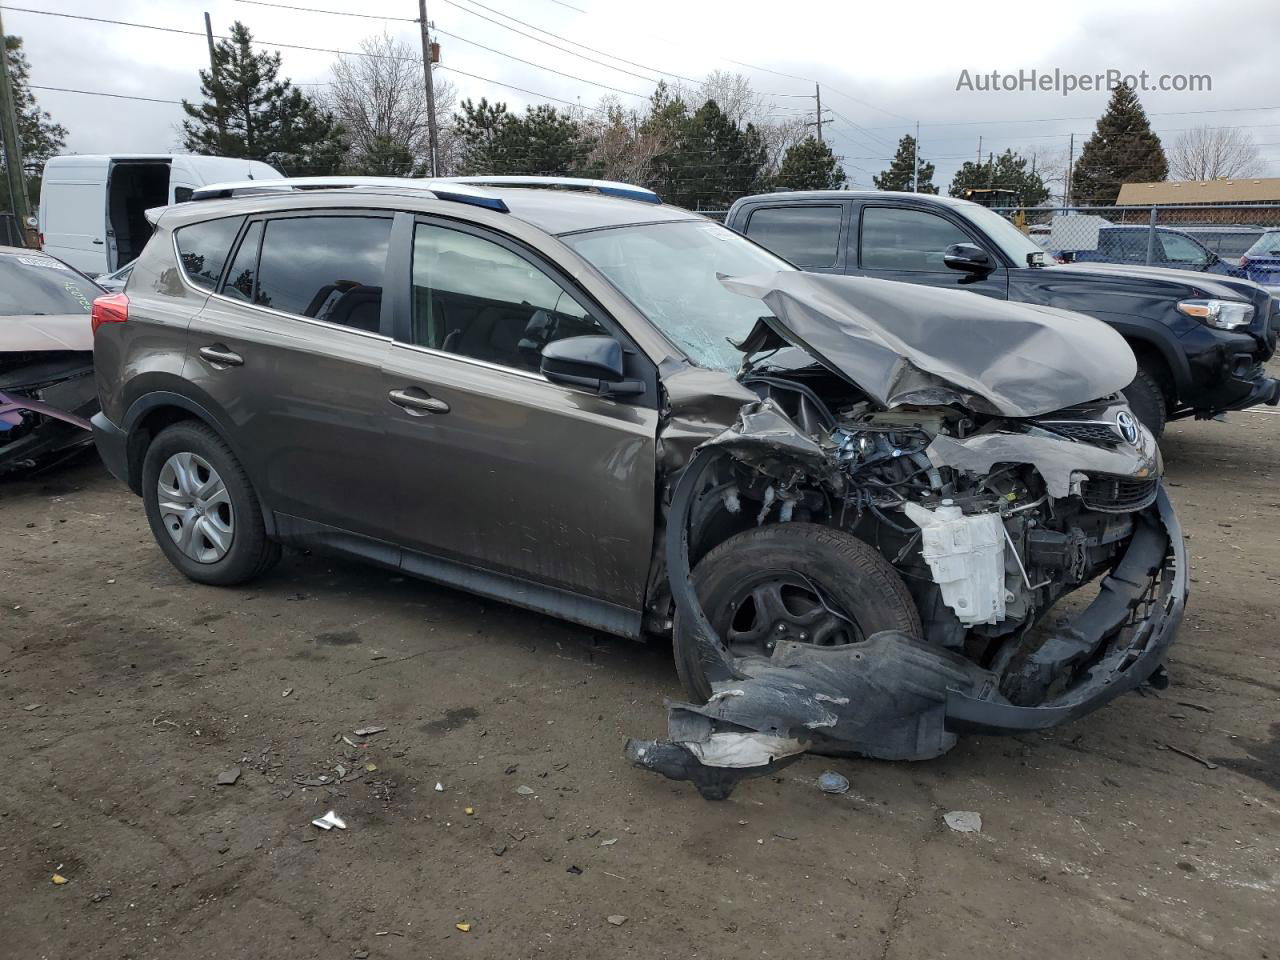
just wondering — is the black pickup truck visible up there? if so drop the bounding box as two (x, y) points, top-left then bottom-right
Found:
(724, 191), (1280, 436)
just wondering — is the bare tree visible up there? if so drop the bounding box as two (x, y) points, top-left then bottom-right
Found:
(1169, 126), (1266, 181)
(583, 96), (665, 183)
(698, 70), (769, 128)
(326, 31), (457, 173)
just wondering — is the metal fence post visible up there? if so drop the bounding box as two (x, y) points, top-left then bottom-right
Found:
(1145, 206), (1157, 266)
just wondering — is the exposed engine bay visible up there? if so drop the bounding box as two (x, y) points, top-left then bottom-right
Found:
(627, 272), (1187, 799)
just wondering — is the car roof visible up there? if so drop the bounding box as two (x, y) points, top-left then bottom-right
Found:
(732, 190), (983, 210)
(488, 188), (705, 235)
(161, 183), (708, 237)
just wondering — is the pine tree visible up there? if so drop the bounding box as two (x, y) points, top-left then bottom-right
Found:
(347, 136), (416, 177)
(1071, 85), (1168, 205)
(1, 35), (67, 203)
(181, 21), (348, 174)
(660, 100), (766, 209)
(776, 136), (846, 190)
(454, 98), (513, 174)
(873, 135), (936, 193)
(948, 149), (1049, 206)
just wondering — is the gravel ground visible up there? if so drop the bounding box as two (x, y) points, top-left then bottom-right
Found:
(2, 411), (1278, 960)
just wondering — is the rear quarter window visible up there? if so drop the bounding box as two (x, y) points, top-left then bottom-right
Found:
(174, 217), (243, 290)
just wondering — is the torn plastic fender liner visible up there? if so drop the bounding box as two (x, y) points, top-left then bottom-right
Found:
(626, 433), (1002, 800)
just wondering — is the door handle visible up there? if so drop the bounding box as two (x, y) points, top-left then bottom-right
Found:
(388, 388), (449, 415)
(92, 239), (104, 245)
(198, 345), (244, 367)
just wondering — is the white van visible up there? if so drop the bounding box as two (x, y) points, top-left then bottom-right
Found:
(39, 155), (283, 275)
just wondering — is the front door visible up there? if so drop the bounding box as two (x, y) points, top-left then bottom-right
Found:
(380, 217), (658, 615)
(852, 204), (1009, 299)
(184, 211), (402, 547)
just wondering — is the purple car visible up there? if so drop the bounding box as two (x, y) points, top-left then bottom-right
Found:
(1240, 229), (1280, 292)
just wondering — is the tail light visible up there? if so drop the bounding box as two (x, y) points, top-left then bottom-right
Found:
(91, 293), (129, 334)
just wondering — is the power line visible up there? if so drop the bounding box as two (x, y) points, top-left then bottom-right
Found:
(0, 4), (611, 113)
(29, 84), (183, 105)
(440, 0), (700, 85)
(235, 0), (416, 22)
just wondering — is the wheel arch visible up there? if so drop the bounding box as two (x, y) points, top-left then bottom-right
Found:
(122, 391), (277, 537)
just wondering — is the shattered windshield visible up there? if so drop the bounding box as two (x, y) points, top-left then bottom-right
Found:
(563, 220), (794, 370)
(0, 254), (99, 317)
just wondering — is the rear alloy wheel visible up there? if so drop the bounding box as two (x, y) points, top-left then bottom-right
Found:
(673, 522), (922, 702)
(142, 421), (280, 585)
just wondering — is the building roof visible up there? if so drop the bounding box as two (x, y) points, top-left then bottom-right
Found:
(1116, 177), (1280, 205)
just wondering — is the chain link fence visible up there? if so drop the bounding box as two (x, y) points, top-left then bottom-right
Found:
(990, 204), (1280, 276)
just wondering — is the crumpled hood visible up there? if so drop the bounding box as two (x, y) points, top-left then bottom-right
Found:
(721, 272), (1136, 418)
(0, 314), (94, 353)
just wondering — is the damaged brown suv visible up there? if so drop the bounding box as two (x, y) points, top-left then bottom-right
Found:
(90, 177), (1187, 799)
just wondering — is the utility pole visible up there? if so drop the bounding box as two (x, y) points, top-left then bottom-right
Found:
(0, 8), (32, 236)
(814, 83), (822, 143)
(204, 13), (226, 140)
(1065, 132), (1074, 207)
(418, 0), (439, 177)
(976, 135), (982, 168)
(912, 120), (919, 193)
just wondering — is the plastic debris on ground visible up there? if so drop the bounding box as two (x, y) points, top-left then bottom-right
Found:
(51, 874), (68, 885)
(818, 771), (850, 794)
(607, 915), (627, 926)
(943, 810), (982, 833)
(455, 922), (471, 933)
(311, 810), (347, 831)
(434, 782), (444, 792)
(515, 785), (534, 796)
(353, 725), (387, 737)
(215, 767), (241, 786)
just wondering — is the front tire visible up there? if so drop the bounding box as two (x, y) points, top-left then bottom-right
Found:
(141, 421), (280, 585)
(1122, 365), (1167, 439)
(673, 523), (922, 702)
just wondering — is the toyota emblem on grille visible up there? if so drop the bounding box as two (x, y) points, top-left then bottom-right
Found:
(1116, 411), (1140, 445)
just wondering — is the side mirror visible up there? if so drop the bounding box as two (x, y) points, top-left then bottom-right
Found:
(540, 335), (643, 396)
(943, 243), (994, 274)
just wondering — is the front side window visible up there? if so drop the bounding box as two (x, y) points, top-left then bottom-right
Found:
(1160, 232), (1209, 264)
(745, 205), (842, 268)
(175, 217), (242, 290)
(410, 223), (606, 372)
(253, 216), (391, 332)
(1246, 231), (1280, 258)
(860, 207), (974, 272)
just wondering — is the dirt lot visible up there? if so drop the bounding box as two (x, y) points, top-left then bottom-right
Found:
(2, 411), (1278, 960)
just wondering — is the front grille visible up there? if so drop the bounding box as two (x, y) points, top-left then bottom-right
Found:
(1081, 475), (1159, 513)
(1043, 421), (1122, 445)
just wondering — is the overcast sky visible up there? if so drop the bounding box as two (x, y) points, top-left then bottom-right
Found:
(8, 0), (1280, 193)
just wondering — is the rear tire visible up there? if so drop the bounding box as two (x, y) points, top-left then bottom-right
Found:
(673, 523), (922, 702)
(1122, 365), (1167, 439)
(141, 421), (280, 586)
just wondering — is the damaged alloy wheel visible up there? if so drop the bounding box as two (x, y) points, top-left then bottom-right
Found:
(673, 523), (922, 702)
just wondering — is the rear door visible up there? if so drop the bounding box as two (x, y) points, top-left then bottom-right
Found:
(851, 203), (1009, 298)
(380, 215), (658, 617)
(739, 202), (849, 273)
(39, 159), (109, 274)
(183, 210), (402, 549)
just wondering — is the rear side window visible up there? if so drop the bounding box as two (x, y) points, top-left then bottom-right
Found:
(860, 207), (972, 272)
(253, 216), (391, 333)
(175, 217), (242, 290)
(222, 221), (262, 302)
(744, 205), (842, 268)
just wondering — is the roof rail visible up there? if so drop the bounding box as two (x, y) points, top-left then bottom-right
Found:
(187, 176), (510, 212)
(445, 176), (661, 205)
